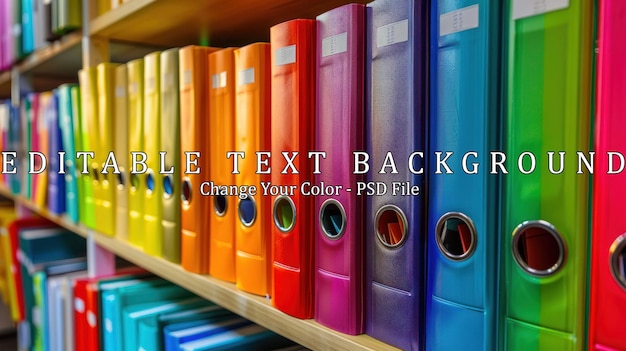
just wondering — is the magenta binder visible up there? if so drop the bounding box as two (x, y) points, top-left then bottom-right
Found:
(314, 3), (365, 336)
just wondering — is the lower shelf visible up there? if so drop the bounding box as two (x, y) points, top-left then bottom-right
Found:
(0, 186), (398, 351)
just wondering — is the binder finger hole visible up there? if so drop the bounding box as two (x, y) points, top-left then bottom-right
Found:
(273, 196), (296, 233)
(435, 212), (476, 260)
(609, 234), (626, 291)
(214, 195), (227, 216)
(512, 220), (566, 276)
(238, 197), (257, 227)
(319, 199), (346, 240)
(130, 174), (140, 191)
(116, 171), (125, 190)
(163, 174), (173, 198)
(145, 170), (155, 193)
(91, 167), (99, 183)
(375, 205), (408, 248)
(182, 178), (192, 204)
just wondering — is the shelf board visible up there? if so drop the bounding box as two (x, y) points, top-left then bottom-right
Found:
(90, 0), (370, 47)
(0, 71), (10, 99)
(0, 186), (398, 351)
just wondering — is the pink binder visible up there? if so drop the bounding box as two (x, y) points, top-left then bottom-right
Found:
(314, 3), (365, 335)
(589, 0), (626, 349)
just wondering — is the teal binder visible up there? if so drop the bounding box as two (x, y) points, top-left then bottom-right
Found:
(100, 280), (192, 351)
(122, 297), (207, 351)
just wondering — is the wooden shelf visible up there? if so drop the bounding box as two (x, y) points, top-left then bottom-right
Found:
(0, 186), (398, 351)
(90, 0), (369, 47)
(0, 71), (10, 99)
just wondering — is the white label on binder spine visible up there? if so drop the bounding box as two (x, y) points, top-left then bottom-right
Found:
(130, 82), (138, 94)
(115, 86), (125, 98)
(377, 19), (409, 48)
(87, 311), (97, 328)
(212, 71), (227, 89)
(74, 298), (85, 312)
(147, 77), (156, 93)
(239, 68), (255, 86)
(275, 45), (296, 66)
(512, 0), (569, 20)
(440, 5), (479, 36)
(183, 70), (192, 85)
(322, 32), (348, 57)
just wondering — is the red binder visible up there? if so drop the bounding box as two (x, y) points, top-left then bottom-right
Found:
(270, 19), (316, 319)
(8, 217), (55, 322)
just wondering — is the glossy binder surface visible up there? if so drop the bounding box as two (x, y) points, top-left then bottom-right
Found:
(127, 58), (145, 248)
(503, 0), (593, 349)
(208, 48), (237, 282)
(34, 92), (50, 208)
(365, 0), (427, 349)
(179, 45), (217, 274)
(97, 62), (119, 236)
(77, 68), (98, 229)
(234, 43), (272, 297)
(47, 90), (66, 215)
(58, 84), (80, 223)
(114, 64), (129, 241)
(426, 1), (501, 350)
(270, 18), (316, 319)
(143, 51), (163, 256)
(589, 0), (626, 349)
(160, 48), (181, 263)
(314, 3), (365, 335)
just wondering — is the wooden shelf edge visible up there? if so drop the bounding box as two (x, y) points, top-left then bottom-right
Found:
(17, 32), (83, 75)
(90, 0), (157, 37)
(0, 186), (398, 351)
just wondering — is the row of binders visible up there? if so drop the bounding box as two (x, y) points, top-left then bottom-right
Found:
(0, 0), (81, 70)
(0, 214), (304, 351)
(1, 0), (625, 350)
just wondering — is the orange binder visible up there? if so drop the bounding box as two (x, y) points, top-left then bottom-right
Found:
(96, 62), (119, 236)
(179, 45), (218, 274)
(208, 48), (237, 282)
(127, 58), (145, 248)
(34, 92), (52, 208)
(234, 43), (272, 296)
(270, 19), (316, 319)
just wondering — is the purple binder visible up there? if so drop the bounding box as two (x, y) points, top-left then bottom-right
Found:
(47, 91), (66, 215)
(314, 3), (365, 335)
(0, 0), (14, 70)
(365, 0), (427, 350)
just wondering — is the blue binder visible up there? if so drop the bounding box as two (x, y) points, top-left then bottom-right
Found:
(365, 0), (428, 349)
(426, 1), (502, 350)
(138, 304), (232, 351)
(177, 324), (294, 351)
(21, 0), (34, 54)
(7, 102), (21, 194)
(57, 84), (80, 223)
(47, 89), (66, 215)
(164, 317), (250, 351)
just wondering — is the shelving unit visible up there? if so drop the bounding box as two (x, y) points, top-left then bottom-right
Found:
(0, 1), (401, 349)
(0, 186), (397, 351)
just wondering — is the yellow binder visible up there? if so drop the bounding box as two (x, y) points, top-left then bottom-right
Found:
(77, 68), (98, 229)
(96, 62), (119, 236)
(114, 64), (129, 241)
(127, 58), (145, 248)
(142, 51), (163, 256)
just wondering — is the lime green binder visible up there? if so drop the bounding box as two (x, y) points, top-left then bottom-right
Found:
(78, 68), (98, 229)
(503, 1), (593, 350)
